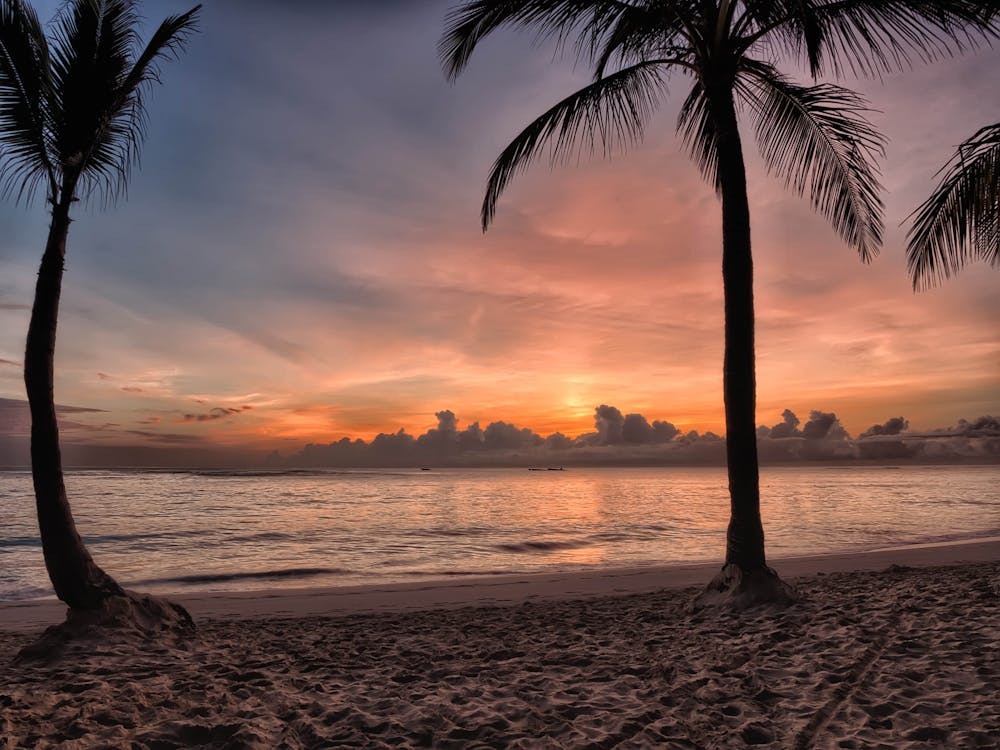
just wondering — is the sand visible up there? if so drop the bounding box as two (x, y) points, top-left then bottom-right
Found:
(1, 541), (997, 748)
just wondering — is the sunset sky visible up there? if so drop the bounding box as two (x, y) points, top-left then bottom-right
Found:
(0, 0), (997, 461)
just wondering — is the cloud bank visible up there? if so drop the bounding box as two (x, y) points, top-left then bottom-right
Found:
(0, 396), (996, 469)
(283, 406), (999, 469)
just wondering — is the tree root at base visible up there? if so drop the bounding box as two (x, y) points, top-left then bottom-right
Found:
(690, 563), (798, 612)
(16, 590), (195, 664)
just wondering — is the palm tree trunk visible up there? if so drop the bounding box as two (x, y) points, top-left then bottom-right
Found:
(689, 84), (795, 609)
(711, 88), (767, 572)
(24, 188), (124, 609)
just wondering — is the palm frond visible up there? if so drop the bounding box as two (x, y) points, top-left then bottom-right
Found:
(906, 123), (1000, 289)
(747, 0), (1000, 79)
(736, 0), (828, 76)
(594, 1), (698, 78)
(440, 0), (629, 80)
(47, 0), (199, 204)
(122, 6), (201, 94)
(0, 0), (55, 203)
(481, 59), (667, 229)
(50, 0), (140, 200)
(107, 5), (200, 197)
(740, 62), (885, 260)
(675, 77), (722, 192)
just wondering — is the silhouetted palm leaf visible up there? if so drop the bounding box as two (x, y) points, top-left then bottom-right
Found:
(0, 0), (55, 202)
(48, 0), (200, 204)
(448, 1), (996, 228)
(676, 79), (721, 190)
(482, 60), (667, 228)
(125, 8), (202, 94)
(2, 0), (200, 206)
(738, 1), (997, 78)
(906, 123), (1000, 288)
(441, 0), (629, 80)
(593, 2), (696, 78)
(740, 62), (884, 259)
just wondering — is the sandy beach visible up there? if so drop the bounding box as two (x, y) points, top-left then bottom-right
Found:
(1, 540), (997, 748)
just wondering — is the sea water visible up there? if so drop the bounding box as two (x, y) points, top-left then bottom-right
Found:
(1, 465), (997, 601)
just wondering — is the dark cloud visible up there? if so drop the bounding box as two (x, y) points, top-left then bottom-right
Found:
(286, 403), (982, 467)
(802, 411), (848, 441)
(622, 413), (653, 444)
(956, 416), (1000, 435)
(369, 429), (417, 463)
(756, 409), (847, 442)
(483, 421), (544, 450)
(457, 421), (485, 451)
(401, 411), (543, 460)
(651, 420), (680, 443)
(752, 409), (999, 463)
(415, 410), (461, 456)
(58, 420), (117, 434)
(436, 410), (458, 433)
(179, 405), (253, 423)
(594, 405), (624, 445)
(756, 408), (850, 461)
(0, 358), (19, 368)
(56, 403), (106, 414)
(124, 430), (207, 444)
(0, 398), (109, 439)
(765, 409), (800, 439)
(121, 386), (145, 393)
(860, 416), (909, 438)
(578, 407), (680, 448)
(544, 432), (573, 450)
(288, 404), (741, 468)
(856, 439), (917, 461)
(678, 429), (722, 444)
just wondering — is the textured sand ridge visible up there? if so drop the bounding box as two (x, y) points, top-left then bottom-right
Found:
(1, 562), (997, 748)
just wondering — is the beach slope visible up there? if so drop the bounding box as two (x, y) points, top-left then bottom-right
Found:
(1, 542), (997, 748)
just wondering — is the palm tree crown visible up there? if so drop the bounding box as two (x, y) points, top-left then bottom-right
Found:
(1, 0), (200, 207)
(441, 0), (996, 606)
(442, 1), (993, 244)
(906, 122), (1000, 288)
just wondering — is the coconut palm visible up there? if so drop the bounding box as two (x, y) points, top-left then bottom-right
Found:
(0, 0), (200, 610)
(906, 122), (1000, 288)
(441, 1), (996, 606)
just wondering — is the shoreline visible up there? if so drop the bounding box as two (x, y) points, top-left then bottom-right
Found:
(2, 536), (996, 633)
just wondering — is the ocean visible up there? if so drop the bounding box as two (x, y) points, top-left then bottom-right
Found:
(1, 465), (997, 601)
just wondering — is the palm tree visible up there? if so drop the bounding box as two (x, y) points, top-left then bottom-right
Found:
(440, 1), (996, 607)
(907, 122), (999, 288)
(0, 0), (200, 611)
